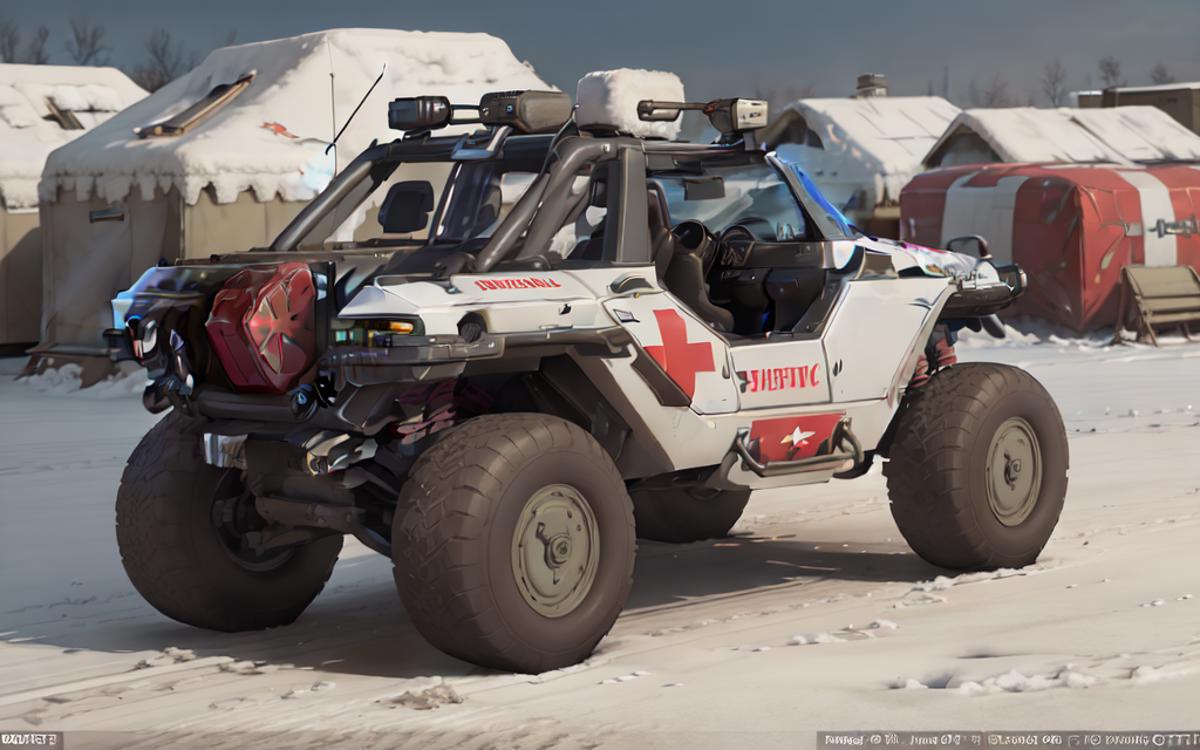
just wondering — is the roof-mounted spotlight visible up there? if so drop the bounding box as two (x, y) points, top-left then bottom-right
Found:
(637, 97), (769, 139)
(388, 95), (455, 132)
(478, 90), (573, 133)
(389, 90), (572, 135)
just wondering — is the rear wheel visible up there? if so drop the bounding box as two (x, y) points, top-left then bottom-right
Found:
(116, 412), (342, 631)
(882, 363), (1068, 570)
(631, 487), (750, 543)
(391, 413), (635, 673)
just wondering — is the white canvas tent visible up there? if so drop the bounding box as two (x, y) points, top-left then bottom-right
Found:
(0, 64), (145, 349)
(923, 106), (1200, 168)
(35, 28), (549, 358)
(777, 96), (960, 230)
(1074, 82), (1200, 134)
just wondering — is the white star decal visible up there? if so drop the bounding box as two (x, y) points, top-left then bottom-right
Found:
(781, 427), (816, 447)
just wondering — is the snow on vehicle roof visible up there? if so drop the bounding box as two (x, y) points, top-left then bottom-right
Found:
(924, 106), (1200, 168)
(39, 28), (549, 208)
(576, 69), (685, 140)
(780, 96), (961, 212)
(0, 64), (146, 209)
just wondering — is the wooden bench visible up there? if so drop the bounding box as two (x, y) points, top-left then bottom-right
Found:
(1112, 265), (1200, 346)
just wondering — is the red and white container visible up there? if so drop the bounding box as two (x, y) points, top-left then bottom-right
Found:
(901, 162), (1200, 331)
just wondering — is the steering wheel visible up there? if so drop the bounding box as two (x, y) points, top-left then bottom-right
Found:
(671, 220), (719, 273)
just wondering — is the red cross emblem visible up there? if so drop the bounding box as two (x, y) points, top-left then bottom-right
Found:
(644, 309), (715, 400)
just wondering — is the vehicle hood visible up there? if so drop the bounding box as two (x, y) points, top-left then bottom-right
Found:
(834, 235), (1004, 283)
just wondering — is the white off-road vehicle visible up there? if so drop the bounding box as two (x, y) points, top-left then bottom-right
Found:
(110, 78), (1067, 673)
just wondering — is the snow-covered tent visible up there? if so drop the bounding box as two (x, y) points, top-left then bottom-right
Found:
(0, 64), (145, 349)
(923, 106), (1200, 169)
(776, 96), (960, 232)
(35, 28), (549, 357)
(1075, 82), (1200, 134)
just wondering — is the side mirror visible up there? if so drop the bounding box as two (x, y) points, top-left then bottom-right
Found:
(379, 181), (435, 234)
(945, 234), (992, 260)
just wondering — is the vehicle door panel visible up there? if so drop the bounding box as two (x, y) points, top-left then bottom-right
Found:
(603, 293), (739, 415)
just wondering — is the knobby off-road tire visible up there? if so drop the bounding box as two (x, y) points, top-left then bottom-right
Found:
(392, 413), (635, 673)
(631, 487), (750, 543)
(116, 411), (343, 631)
(882, 363), (1068, 570)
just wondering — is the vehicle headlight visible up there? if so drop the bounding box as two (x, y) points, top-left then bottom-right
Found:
(139, 318), (158, 357)
(332, 318), (423, 347)
(131, 318), (158, 359)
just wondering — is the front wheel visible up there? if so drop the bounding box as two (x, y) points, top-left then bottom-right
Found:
(882, 363), (1068, 570)
(116, 412), (343, 631)
(391, 413), (636, 673)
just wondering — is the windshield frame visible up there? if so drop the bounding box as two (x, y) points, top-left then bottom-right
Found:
(641, 142), (856, 243)
(767, 150), (859, 240)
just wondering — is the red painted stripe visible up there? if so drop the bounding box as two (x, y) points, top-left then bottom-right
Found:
(1143, 166), (1200, 272)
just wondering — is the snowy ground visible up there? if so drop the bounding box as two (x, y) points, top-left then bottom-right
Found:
(2, 331), (1199, 750)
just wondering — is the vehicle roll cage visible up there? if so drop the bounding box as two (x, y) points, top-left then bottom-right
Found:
(268, 123), (846, 266)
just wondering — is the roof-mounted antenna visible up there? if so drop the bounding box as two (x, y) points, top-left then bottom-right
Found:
(325, 62), (388, 169)
(326, 39), (337, 174)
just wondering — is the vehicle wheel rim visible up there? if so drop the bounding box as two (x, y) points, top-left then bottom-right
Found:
(512, 484), (599, 618)
(985, 416), (1042, 527)
(210, 471), (294, 572)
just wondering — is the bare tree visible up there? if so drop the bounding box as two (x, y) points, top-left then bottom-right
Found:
(131, 28), (191, 92)
(0, 18), (19, 62)
(1098, 56), (1124, 88)
(65, 18), (109, 65)
(1150, 62), (1176, 85)
(23, 26), (49, 64)
(967, 79), (981, 106)
(968, 75), (1016, 108)
(2, 22), (51, 64)
(1041, 58), (1068, 106)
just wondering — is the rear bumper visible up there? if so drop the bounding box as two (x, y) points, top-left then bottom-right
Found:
(150, 325), (632, 435)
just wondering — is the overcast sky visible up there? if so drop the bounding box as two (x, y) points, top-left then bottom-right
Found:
(5, 0), (1198, 104)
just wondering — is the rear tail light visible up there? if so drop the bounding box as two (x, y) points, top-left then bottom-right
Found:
(206, 262), (317, 394)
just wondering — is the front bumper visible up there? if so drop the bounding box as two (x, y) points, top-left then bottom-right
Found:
(940, 264), (1026, 319)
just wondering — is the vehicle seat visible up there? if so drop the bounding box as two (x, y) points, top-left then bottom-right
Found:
(574, 187), (677, 272)
(663, 220), (734, 332)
